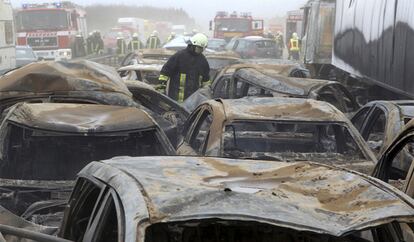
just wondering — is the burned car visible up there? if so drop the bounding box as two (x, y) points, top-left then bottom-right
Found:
(0, 60), (184, 147)
(373, 119), (414, 188)
(0, 60), (137, 115)
(204, 51), (240, 79)
(178, 98), (376, 174)
(0, 103), (175, 217)
(351, 101), (414, 159)
(125, 80), (189, 145)
(119, 51), (240, 86)
(58, 156), (414, 241)
(118, 63), (164, 85)
(183, 63), (321, 112)
(120, 48), (177, 67)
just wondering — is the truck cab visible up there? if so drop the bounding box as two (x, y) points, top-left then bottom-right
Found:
(0, 0), (16, 74)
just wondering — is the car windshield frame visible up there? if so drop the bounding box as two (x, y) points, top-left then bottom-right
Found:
(0, 122), (171, 180)
(220, 119), (370, 162)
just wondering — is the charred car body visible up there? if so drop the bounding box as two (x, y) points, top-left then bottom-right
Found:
(0, 60), (137, 115)
(120, 49), (176, 67)
(58, 156), (414, 242)
(373, 119), (414, 191)
(178, 98), (375, 174)
(184, 64), (358, 113)
(352, 101), (414, 173)
(125, 80), (189, 145)
(119, 51), (241, 86)
(0, 60), (185, 147)
(0, 103), (174, 218)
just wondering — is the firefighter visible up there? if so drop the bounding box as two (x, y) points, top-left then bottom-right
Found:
(73, 34), (86, 58)
(146, 31), (161, 49)
(166, 32), (176, 43)
(86, 32), (94, 55)
(158, 33), (210, 102)
(93, 30), (104, 54)
(275, 31), (284, 58)
(128, 33), (143, 51)
(288, 32), (300, 61)
(116, 34), (127, 56)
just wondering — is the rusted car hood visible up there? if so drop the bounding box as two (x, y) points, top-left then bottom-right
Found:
(0, 60), (133, 99)
(7, 103), (155, 133)
(84, 156), (414, 237)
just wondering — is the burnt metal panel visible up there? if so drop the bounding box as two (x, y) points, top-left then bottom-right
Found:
(82, 156), (414, 238)
(333, 0), (414, 97)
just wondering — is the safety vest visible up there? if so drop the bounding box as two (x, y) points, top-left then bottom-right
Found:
(290, 38), (300, 51)
(131, 39), (141, 51)
(117, 39), (126, 55)
(148, 36), (159, 49)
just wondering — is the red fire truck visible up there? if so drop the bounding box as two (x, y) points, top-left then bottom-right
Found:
(15, 2), (87, 60)
(210, 11), (264, 41)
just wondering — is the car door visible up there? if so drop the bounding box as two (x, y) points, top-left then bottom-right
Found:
(373, 129), (414, 187)
(351, 105), (374, 132)
(177, 105), (213, 155)
(212, 75), (231, 99)
(60, 177), (124, 242)
(372, 128), (414, 242)
(360, 106), (388, 155)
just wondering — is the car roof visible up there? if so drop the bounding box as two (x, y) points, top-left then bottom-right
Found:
(82, 156), (414, 237)
(234, 68), (336, 96)
(365, 100), (414, 117)
(7, 103), (156, 133)
(124, 80), (156, 90)
(0, 60), (133, 100)
(220, 63), (304, 77)
(118, 63), (163, 72)
(137, 48), (176, 59)
(212, 97), (347, 122)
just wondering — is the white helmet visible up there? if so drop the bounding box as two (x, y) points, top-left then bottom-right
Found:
(132, 33), (139, 38)
(152, 30), (158, 37)
(189, 33), (208, 49)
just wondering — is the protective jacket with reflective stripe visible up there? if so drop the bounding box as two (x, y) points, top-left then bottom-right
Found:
(160, 46), (210, 102)
(128, 38), (142, 51)
(146, 36), (161, 49)
(290, 38), (300, 51)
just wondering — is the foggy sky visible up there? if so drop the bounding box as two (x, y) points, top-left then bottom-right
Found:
(12, 0), (307, 26)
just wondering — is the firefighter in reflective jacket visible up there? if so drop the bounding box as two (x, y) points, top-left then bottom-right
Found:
(158, 33), (210, 102)
(116, 34), (127, 55)
(128, 33), (143, 51)
(146, 31), (161, 49)
(288, 32), (300, 60)
(86, 32), (94, 55)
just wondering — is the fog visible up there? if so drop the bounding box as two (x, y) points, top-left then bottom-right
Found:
(12, 0), (307, 28)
